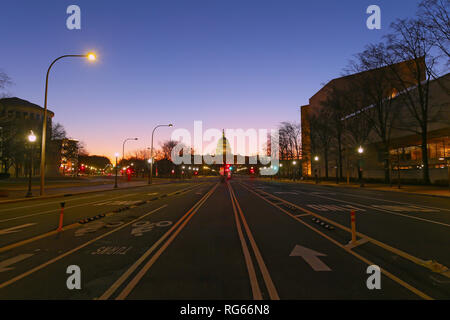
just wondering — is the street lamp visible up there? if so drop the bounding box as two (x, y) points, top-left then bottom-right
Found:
(114, 152), (119, 188)
(358, 146), (364, 187)
(40, 52), (97, 196)
(149, 124), (173, 184)
(314, 156), (320, 184)
(292, 161), (298, 181)
(25, 131), (37, 197)
(122, 137), (138, 163)
(358, 146), (364, 154)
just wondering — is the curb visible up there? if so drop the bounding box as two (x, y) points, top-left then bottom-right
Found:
(0, 180), (176, 205)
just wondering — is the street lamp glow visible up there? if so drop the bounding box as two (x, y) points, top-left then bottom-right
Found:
(314, 156), (319, 161)
(169, 124), (173, 127)
(87, 53), (96, 61)
(292, 161), (297, 165)
(28, 131), (36, 142)
(115, 152), (119, 158)
(279, 164), (283, 167)
(358, 146), (364, 154)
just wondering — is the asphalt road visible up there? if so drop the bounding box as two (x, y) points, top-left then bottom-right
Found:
(0, 176), (448, 300)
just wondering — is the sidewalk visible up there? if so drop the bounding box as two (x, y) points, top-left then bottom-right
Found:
(0, 177), (171, 203)
(259, 177), (450, 198)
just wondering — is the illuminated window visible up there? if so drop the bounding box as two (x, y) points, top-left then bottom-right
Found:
(391, 88), (399, 98)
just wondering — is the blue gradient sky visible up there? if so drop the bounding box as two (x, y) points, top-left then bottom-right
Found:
(0, 0), (421, 159)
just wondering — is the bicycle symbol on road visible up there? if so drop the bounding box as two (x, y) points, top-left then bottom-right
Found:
(131, 220), (172, 237)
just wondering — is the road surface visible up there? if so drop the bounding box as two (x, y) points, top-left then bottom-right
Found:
(0, 176), (448, 300)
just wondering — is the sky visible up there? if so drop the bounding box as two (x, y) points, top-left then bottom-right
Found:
(0, 0), (422, 160)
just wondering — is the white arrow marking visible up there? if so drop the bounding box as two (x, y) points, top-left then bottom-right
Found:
(290, 245), (331, 271)
(0, 223), (36, 235)
(0, 254), (34, 272)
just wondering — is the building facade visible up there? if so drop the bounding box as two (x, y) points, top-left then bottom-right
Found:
(301, 58), (450, 184)
(0, 97), (54, 177)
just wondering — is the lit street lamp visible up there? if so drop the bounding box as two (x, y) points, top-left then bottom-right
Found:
(292, 160), (297, 181)
(358, 146), (364, 187)
(114, 152), (119, 188)
(40, 52), (97, 196)
(314, 155), (320, 184)
(149, 124), (173, 184)
(25, 131), (37, 197)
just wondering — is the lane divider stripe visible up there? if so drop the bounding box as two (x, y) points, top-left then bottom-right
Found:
(229, 182), (280, 300)
(0, 184), (203, 254)
(227, 183), (262, 300)
(240, 182), (433, 300)
(101, 183), (219, 300)
(0, 205), (168, 290)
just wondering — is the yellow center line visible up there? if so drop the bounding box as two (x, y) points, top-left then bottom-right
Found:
(294, 188), (450, 227)
(227, 182), (262, 300)
(239, 182), (433, 300)
(246, 183), (445, 271)
(229, 182), (280, 300)
(0, 205), (168, 290)
(0, 184), (203, 255)
(112, 182), (220, 300)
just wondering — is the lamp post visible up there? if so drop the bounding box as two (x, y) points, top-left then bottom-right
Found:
(314, 156), (319, 184)
(40, 53), (97, 196)
(292, 160), (297, 181)
(279, 163), (283, 179)
(149, 124), (173, 184)
(122, 138), (138, 163)
(25, 131), (37, 197)
(114, 152), (119, 188)
(358, 146), (364, 187)
(447, 158), (450, 192)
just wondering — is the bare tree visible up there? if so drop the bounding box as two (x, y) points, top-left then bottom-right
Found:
(346, 43), (402, 183)
(51, 122), (67, 140)
(278, 122), (301, 160)
(309, 109), (333, 178)
(161, 140), (179, 161)
(0, 70), (12, 98)
(419, 0), (450, 61)
(384, 18), (439, 184)
(319, 86), (349, 180)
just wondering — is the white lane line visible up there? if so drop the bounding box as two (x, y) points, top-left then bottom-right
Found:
(0, 254), (34, 272)
(0, 193), (137, 223)
(307, 188), (450, 213)
(293, 190), (450, 227)
(0, 223), (37, 235)
(0, 193), (106, 213)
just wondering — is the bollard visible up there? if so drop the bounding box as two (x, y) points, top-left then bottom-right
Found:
(350, 210), (357, 244)
(57, 202), (65, 232)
